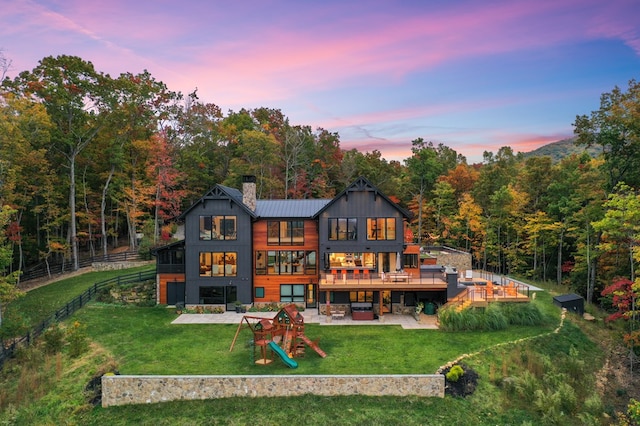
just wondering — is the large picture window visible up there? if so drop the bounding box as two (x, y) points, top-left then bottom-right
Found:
(267, 220), (304, 245)
(327, 252), (375, 269)
(367, 218), (396, 240)
(258, 250), (316, 275)
(280, 284), (305, 303)
(199, 252), (237, 276)
(350, 291), (374, 302)
(199, 216), (237, 240)
(328, 218), (357, 241)
(199, 286), (225, 304)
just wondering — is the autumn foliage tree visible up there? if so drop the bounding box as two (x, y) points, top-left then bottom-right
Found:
(3, 55), (112, 270)
(601, 277), (639, 372)
(0, 206), (24, 327)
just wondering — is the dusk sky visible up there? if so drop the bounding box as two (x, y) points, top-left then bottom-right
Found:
(2, 0), (640, 163)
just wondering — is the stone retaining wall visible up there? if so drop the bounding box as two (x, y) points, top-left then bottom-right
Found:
(92, 261), (152, 271)
(108, 280), (156, 305)
(102, 374), (444, 407)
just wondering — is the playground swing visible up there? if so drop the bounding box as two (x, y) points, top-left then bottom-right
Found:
(229, 304), (326, 368)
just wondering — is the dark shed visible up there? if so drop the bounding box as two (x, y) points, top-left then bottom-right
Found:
(553, 293), (584, 315)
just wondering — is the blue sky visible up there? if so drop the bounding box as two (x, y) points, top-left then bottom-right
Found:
(2, 0), (639, 162)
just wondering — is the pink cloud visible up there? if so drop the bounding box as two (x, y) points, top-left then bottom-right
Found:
(166, 0), (638, 108)
(6, 0), (636, 107)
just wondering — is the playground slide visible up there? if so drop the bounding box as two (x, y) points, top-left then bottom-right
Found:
(299, 334), (327, 358)
(268, 341), (298, 369)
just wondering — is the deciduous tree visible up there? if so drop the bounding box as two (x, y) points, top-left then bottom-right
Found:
(3, 55), (112, 270)
(0, 206), (24, 327)
(574, 78), (640, 191)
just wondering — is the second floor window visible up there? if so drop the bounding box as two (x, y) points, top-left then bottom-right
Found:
(200, 216), (236, 240)
(328, 218), (357, 241)
(199, 216), (236, 240)
(267, 220), (304, 245)
(367, 218), (396, 240)
(199, 251), (237, 276)
(256, 250), (316, 275)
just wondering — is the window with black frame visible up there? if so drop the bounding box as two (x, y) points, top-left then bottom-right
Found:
(366, 217), (396, 240)
(199, 286), (224, 304)
(262, 250), (316, 275)
(199, 251), (237, 276)
(199, 215), (237, 240)
(267, 220), (304, 245)
(328, 218), (357, 241)
(403, 253), (418, 268)
(280, 284), (305, 302)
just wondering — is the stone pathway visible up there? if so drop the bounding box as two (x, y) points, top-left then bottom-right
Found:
(172, 310), (439, 329)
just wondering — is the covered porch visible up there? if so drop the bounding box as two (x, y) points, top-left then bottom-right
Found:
(318, 270), (448, 319)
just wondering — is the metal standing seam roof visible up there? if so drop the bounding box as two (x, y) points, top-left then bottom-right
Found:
(255, 199), (332, 218)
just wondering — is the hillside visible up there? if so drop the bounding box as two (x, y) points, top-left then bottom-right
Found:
(523, 137), (600, 162)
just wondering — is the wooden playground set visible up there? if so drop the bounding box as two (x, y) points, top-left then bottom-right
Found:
(229, 304), (326, 368)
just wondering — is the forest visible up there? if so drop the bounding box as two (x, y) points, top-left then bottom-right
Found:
(0, 54), (639, 334)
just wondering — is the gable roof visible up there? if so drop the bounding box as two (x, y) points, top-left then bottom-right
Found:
(313, 176), (413, 219)
(179, 184), (257, 219)
(256, 199), (331, 218)
(179, 177), (411, 221)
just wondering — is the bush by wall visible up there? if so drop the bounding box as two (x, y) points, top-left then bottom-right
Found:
(439, 301), (545, 332)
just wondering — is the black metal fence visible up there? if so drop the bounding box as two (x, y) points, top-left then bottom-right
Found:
(20, 251), (143, 282)
(0, 269), (155, 371)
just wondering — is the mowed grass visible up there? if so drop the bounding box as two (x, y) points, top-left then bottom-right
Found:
(11, 265), (154, 327)
(71, 298), (558, 375)
(3, 268), (605, 426)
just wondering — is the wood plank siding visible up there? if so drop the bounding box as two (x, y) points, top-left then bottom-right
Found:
(252, 219), (319, 302)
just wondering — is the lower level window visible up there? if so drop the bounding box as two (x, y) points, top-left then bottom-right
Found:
(280, 284), (305, 303)
(350, 291), (374, 302)
(199, 286), (224, 304)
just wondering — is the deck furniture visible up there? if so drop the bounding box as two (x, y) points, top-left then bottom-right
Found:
(387, 272), (410, 282)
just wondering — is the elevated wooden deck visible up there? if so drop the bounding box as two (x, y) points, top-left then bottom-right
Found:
(318, 271), (447, 291)
(449, 282), (530, 306)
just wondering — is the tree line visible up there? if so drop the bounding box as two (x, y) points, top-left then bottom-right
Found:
(1, 55), (639, 326)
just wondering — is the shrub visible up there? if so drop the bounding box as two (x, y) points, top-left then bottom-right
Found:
(582, 392), (604, 417)
(443, 363), (478, 397)
(446, 364), (464, 382)
(0, 309), (30, 340)
(515, 370), (540, 399)
(439, 304), (509, 331)
(438, 304), (482, 331)
(482, 304), (508, 331)
(534, 388), (563, 424)
(501, 302), (543, 326)
(94, 284), (116, 303)
(67, 321), (89, 358)
(41, 323), (65, 354)
(628, 398), (640, 424)
(136, 299), (156, 307)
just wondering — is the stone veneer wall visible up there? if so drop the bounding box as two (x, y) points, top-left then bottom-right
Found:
(102, 374), (444, 407)
(92, 261), (153, 271)
(423, 248), (472, 272)
(108, 280), (156, 305)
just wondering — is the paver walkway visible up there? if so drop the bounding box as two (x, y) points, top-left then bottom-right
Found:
(172, 311), (439, 329)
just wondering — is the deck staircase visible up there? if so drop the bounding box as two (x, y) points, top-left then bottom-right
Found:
(455, 299), (473, 312)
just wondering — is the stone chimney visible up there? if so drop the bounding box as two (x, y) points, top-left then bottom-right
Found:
(242, 175), (257, 211)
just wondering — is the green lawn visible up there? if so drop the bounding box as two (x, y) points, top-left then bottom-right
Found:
(10, 265), (154, 327)
(1, 268), (612, 425)
(72, 302), (557, 375)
